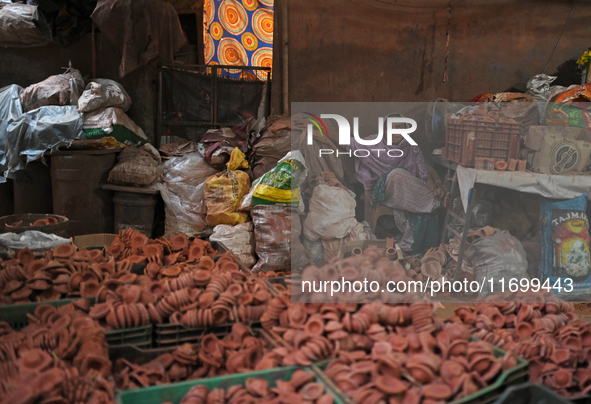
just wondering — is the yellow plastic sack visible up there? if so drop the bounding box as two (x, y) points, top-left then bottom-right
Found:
(205, 148), (251, 227)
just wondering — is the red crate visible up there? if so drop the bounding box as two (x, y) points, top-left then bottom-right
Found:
(445, 114), (520, 166)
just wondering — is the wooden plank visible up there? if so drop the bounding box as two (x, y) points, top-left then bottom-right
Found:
(102, 184), (160, 194)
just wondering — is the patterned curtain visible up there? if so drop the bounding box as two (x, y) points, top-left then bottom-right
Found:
(203, 0), (274, 80)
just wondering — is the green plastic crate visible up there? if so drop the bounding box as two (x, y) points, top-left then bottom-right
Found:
(0, 297), (95, 330)
(116, 366), (347, 404)
(106, 324), (153, 348)
(267, 276), (299, 294)
(0, 297), (152, 348)
(109, 327), (281, 390)
(153, 321), (263, 348)
(314, 344), (528, 404)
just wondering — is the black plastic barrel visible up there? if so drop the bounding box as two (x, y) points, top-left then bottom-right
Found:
(50, 149), (118, 237)
(13, 160), (53, 214)
(113, 191), (158, 237)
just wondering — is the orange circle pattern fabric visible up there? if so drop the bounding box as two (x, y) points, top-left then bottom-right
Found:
(204, 0), (273, 79)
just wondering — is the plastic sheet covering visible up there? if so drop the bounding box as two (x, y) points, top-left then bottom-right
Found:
(465, 230), (528, 298)
(156, 151), (220, 234)
(20, 68), (84, 112)
(1, 85), (83, 182)
(0, 3), (49, 48)
(456, 165), (591, 213)
(33, 0), (97, 46)
(78, 79), (132, 112)
(91, 0), (186, 77)
(83, 107), (148, 146)
(303, 184), (358, 242)
(0, 231), (70, 254)
(209, 222), (256, 268)
(251, 205), (308, 273)
(0, 85), (23, 179)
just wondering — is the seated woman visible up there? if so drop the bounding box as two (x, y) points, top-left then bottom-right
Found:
(372, 158), (445, 253)
(350, 113), (446, 253)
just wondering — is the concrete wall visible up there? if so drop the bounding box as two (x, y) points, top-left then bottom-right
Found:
(271, 0), (589, 110)
(3, 1), (588, 145)
(0, 33), (157, 143)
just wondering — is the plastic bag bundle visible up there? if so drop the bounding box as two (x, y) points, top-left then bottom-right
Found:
(303, 184), (358, 242)
(108, 144), (161, 186)
(209, 222), (256, 268)
(465, 230), (528, 298)
(20, 67), (84, 112)
(78, 79), (132, 112)
(83, 107), (148, 147)
(252, 205), (308, 272)
(157, 151), (219, 236)
(249, 116), (292, 180)
(240, 151), (307, 213)
(540, 195), (591, 296)
(0, 4), (49, 48)
(204, 148), (251, 227)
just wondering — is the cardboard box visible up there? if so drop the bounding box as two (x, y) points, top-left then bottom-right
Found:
(524, 126), (591, 175)
(72, 234), (117, 249)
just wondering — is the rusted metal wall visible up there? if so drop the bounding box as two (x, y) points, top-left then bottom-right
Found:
(271, 0), (590, 114)
(0, 33), (157, 143)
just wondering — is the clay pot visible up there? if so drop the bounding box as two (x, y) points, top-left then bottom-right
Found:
(375, 375), (408, 395)
(19, 349), (52, 372)
(198, 256), (216, 271)
(245, 378), (270, 397)
(515, 322), (533, 338)
(554, 369), (573, 389)
(301, 382), (325, 401)
(440, 360), (466, 384)
(304, 316), (324, 337)
(550, 349), (570, 365)
(407, 363), (435, 384)
(161, 266), (181, 277)
(53, 244), (76, 258)
(423, 383), (452, 401)
(80, 280), (100, 298)
(17, 248), (35, 265)
(290, 369), (315, 389)
(421, 261), (441, 279)
(193, 270), (211, 286)
(170, 234), (189, 251)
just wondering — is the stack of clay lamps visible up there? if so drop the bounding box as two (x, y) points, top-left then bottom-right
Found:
(90, 280), (154, 330)
(153, 271), (272, 328)
(89, 263), (272, 329)
(0, 244), (124, 305)
(107, 229), (220, 268)
(449, 291), (591, 397)
(323, 322), (517, 404)
(466, 226), (495, 245)
(254, 270), (292, 280)
(3, 216), (59, 228)
(114, 323), (287, 389)
(295, 248), (421, 303)
(261, 286), (439, 365)
(416, 248), (447, 282)
(303, 171), (343, 200)
(0, 300), (115, 404)
(350, 238), (399, 262)
(145, 254), (242, 282)
(175, 369), (334, 404)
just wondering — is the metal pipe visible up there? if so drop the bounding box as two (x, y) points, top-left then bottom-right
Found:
(91, 22), (96, 79)
(281, 0), (289, 115)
